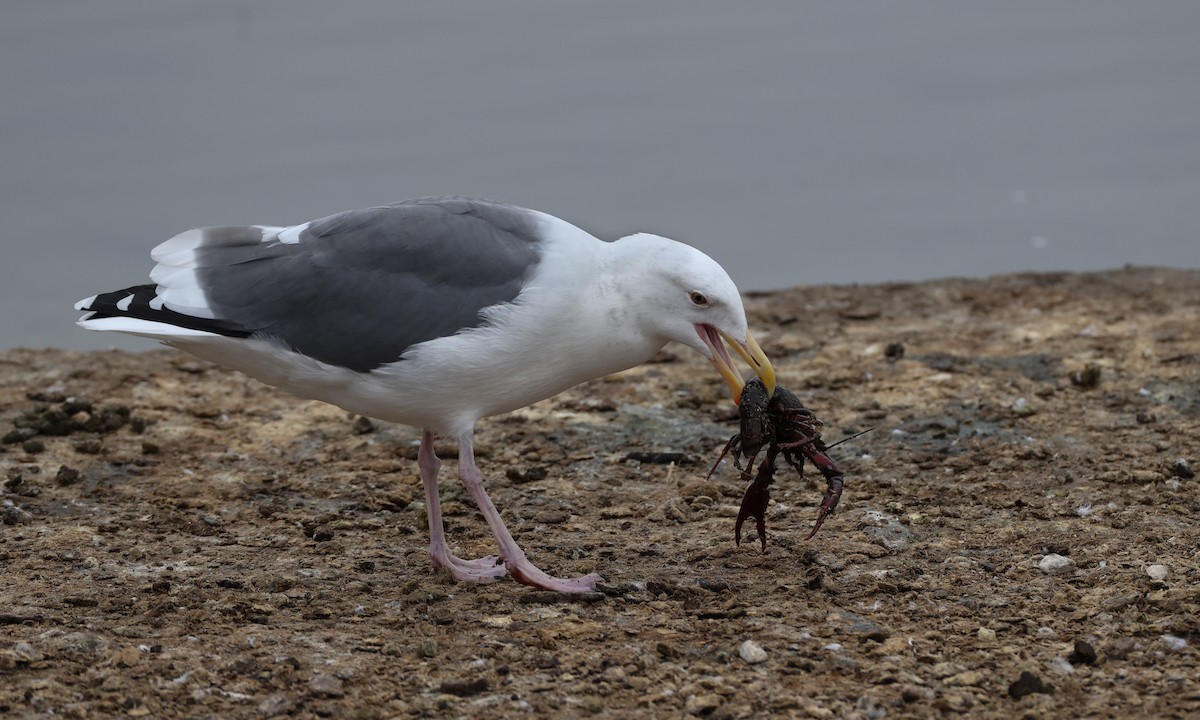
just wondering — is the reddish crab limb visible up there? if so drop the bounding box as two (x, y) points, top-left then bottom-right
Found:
(706, 433), (761, 482)
(733, 478), (770, 550)
(806, 472), (844, 539)
(779, 438), (845, 540)
(705, 435), (739, 481)
(734, 447), (781, 551)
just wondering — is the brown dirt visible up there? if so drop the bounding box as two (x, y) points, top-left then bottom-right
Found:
(2, 267), (1198, 719)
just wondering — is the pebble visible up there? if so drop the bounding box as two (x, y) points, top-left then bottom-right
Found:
(1160, 634), (1187, 652)
(934, 693), (973, 713)
(56, 465), (81, 486)
(830, 610), (890, 641)
(1008, 671), (1051, 699)
(1170, 458), (1194, 479)
(439, 677), (489, 697)
(1067, 640), (1097, 666)
(804, 703), (834, 718)
(1038, 554), (1076, 575)
(1100, 593), (1139, 612)
(1105, 637), (1137, 660)
(1145, 564), (1169, 581)
(257, 694), (293, 717)
(1049, 657), (1074, 674)
(738, 639), (768, 664)
(685, 693), (722, 715)
(12, 642), (43, 663)
(944, 670), (985, 687)
(977, 628), (997, 643)
(1069, 364), (1101, 388)
(307, 674), (344, 697)
(2, 505), (31, 526)
(1011, 397), (1036, 417)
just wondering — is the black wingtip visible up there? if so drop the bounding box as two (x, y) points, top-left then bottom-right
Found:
(77, 284), (252, 338)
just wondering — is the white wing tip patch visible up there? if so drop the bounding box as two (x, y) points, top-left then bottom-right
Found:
(74, 295), (98, 311)
(277, 222), (309, 245)
(77, 315), (219, 339)
(151, 228), (206, 263)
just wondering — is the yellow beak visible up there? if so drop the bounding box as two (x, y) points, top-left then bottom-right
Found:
(696, 325), (776, 405)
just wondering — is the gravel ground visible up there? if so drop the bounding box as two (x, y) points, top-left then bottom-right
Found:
(2, 267), (1198, 719)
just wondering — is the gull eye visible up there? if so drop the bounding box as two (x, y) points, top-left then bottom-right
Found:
(688, 290), (710, 307)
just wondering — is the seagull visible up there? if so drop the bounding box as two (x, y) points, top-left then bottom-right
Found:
(75, 196), (776, 593)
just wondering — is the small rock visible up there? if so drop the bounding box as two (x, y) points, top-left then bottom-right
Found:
(109, 646), (140, 667)
(532, 509), (571, 524)
(738, 639), (768, 664)
(12, 642), (43, 663)
(934, 693), (973, 713)
(1161, 634), (1188, 652)
(505, 465), (548, 484)
(73, 438), (103, 455)
(977, 628), (997, 643)
(3, 428), (37, 445)
(1145, 564), (1169, 582)
(2, 506), (31, 526)
(1010, 397), (1036, 417)
(1049, 656), (1074, 674)
(439, 677), (489, 697)
(1100, 593), (1140, 612)
(351, 416), (375, 434)
(944, 670), (985, 687)
(1106, 637), (1136, 659)
(803, 703), (834, 718)
(601, 665), (626, 683)
(1008, 671), (1052, 699)
(685, 693), (722, 715)
(1069, 364), (1101, 388)
(1067, 640), (1097, 666)
(257, 694), (293, 717)
(1169, 458), (1194, 479)
(55, 465), (81, 486)
(831, 610), (890, 641)
(307, 674), (344, 697)
(1038, 554), (1075, 576)
(884, 342), (905, 362)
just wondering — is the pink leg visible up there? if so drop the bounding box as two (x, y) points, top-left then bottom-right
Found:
(456, 433), (602, 593)
(418, 430), (506, 582)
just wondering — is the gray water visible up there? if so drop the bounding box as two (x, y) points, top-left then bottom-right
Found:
(3, 1), (1198, 352)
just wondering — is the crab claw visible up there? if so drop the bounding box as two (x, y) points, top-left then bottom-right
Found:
(734, 474), (774, 551)
(805, 474), (844, 540)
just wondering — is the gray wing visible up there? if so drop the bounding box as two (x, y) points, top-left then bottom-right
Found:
(173, 197), (544, 371)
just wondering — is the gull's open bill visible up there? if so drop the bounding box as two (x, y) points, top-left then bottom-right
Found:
(696, 324), (775, 404)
